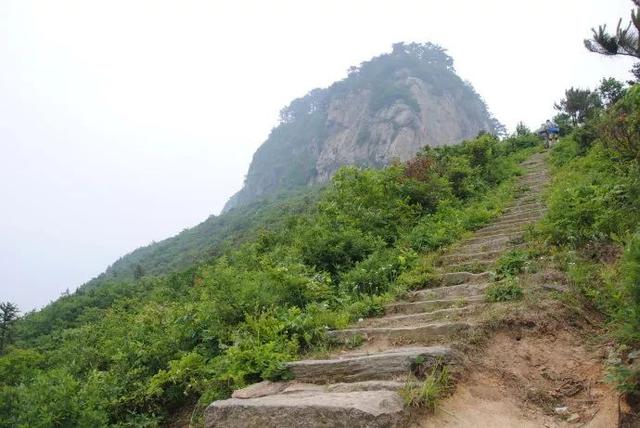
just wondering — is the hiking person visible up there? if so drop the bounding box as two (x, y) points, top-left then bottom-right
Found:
(536, 123), (550, 148)
(545, 119), (559, 147)
(536, 120), (559, 149)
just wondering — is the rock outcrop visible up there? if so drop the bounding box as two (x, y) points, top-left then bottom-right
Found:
(223, 42), (500, 212)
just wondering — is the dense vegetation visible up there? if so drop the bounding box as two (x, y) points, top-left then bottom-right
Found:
(539, 82), (640, 399)
(0, 132), (538, 426)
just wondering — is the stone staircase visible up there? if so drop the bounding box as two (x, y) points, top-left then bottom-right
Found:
(205, 153), (549, 427)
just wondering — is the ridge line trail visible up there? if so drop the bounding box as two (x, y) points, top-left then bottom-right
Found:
(204, 152), (619, 428)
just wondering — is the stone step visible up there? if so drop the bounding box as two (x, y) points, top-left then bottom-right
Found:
(461, 232), (523, 246)
(409, 282), (489, 300)
(511, 194), (543, 204)
(503, 203), (545, 215)
(439, 249), (501, 264)
(440, 245), (526, 264)
(205, 390), (408, 428)
(474, 222), (528, 236)
(456, 235), (512, 253)
(286, 346), (457, 383)
(521, 159), (546, 166)
(519, 177), (548, 185)
(520, 168), (549, 178)
(520, 169), (548, 176)
(436, 271), (491, 286)
(385, 295), (485, 315)
(455, 234), (529, 254)
(231, 380), (407, 399)
(507, 194), (543, 205)
(443, 260), (494, 273)
(359, 307), (469, 328)
(479, 216), (540, 232)
(498, 208), (546, 223)
(481, 215), (542, 231)
(520, 183), (546, 192)
(520, 164), (545, 170)
(519, 182), (547, 188)
(329, 321), (473, 343)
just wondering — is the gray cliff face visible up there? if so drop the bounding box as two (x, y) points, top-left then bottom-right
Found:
(313, 73), (493, 184)
(223, 43), (499, 213)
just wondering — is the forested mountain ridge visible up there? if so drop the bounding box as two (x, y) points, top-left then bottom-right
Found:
(223, 42), (501, 212)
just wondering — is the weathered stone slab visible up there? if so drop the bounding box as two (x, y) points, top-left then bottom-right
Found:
(363, 307), (469, 328)
(329, 321), (473, 344)
(326, 380), (404, 393)
(286, 346), (456, 383)
(385, 296), (484, 315)
(438, 271), (491, 286)
(232, 381), (288, 399)
(409, 283), (488, 301)
(205, 390), (408, 428)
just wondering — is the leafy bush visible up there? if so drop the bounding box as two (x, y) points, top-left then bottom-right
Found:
(549, 138), (581, 167)
(485, 278), (524, 302)
(400, 364), (451, 411)
(615, 232), (640, 345)
(339, 248), (416, 295)
(541, 144), (640, 246)
(299, 225), (384, 276)
(506, 134), (539, 152)
(495, 250), (530, 279)
(599, 85), (640, 163)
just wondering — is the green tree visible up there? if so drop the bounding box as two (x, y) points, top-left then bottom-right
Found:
(633, 62), (640, 81)
(554, 87), (603, 125)
(0, 302), (19, 353)
(515, 121), (530, 136)
(133, 263), (145, 280)
(584, 0), (640, 79)
(598, 77), (627, 107)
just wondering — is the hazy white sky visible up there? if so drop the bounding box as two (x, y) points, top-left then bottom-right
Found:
(1, 0), (635, 311)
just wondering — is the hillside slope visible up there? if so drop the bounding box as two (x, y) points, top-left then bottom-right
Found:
(223, 42), (501, 212)
(4, 132), (540, 427)
(205, 152), (619, 428)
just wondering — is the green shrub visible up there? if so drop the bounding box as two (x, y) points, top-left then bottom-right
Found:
(399, 365), (451, 411)
(339, 248), (416, 296)
(505, 134), (540, 152)
(214, 313), (298, 387)
(549, 138), (581, 167)
(573, 119), (600, 155)
(408, 207), (464, 251)
(614, 232), (640, 345)
(8, 368), (111, 428)
(495, 250), (529, 279)
(485, 278), (524, 302)
(541, 144), (640, 247)
(343, 295), (387, 320)
(599, 85), (640, 163)
(299, 225), (384, 276)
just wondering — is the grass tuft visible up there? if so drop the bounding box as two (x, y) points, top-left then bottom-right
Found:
(399, 364), (452, 411)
